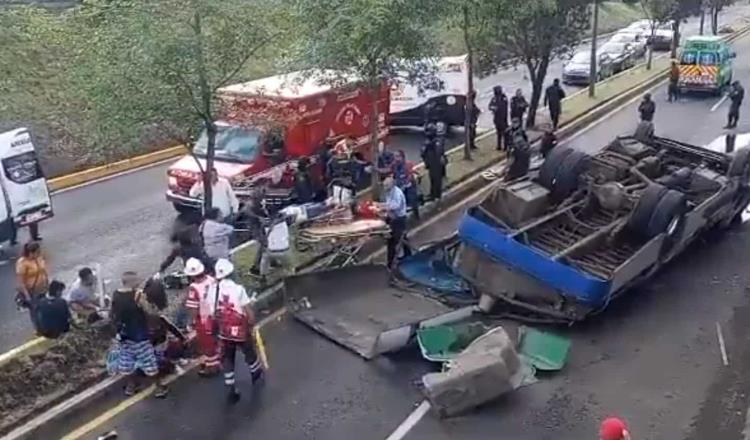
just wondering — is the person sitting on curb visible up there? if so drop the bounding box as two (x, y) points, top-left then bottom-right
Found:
(34, 280), (71, 339)
(65, 267), (102, 324)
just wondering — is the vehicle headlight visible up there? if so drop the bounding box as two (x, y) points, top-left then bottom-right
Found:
(446, 96), (457, 106)
(168, 176), (178, 187)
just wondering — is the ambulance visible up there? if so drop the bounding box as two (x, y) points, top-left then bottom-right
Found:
(0, 128), (54, 245)
(678, 36), (735, 94)
(389, 55), (469, 128)
(166, 70), (389, 212)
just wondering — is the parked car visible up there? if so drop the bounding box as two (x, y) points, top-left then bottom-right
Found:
(608, 32), (647, 58)
(649, 23), (675, 51)
(599, 41), (637, 73)
(563, 51), (614, 85)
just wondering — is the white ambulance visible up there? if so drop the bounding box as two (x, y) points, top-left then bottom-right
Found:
(0, 128), (54, 245)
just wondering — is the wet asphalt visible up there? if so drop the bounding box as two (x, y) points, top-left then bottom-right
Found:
(40, 16), (750, 440)
(0, 4), (736, 353)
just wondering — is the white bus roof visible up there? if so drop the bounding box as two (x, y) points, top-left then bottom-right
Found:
(219, 70), (358, 99)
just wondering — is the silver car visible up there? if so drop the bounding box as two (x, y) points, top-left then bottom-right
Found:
(599, 41), (637, 73)
(562, 51), (614, 85)
(609, 32), (647, 58)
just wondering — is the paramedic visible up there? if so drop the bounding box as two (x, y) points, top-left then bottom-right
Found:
(214, 258), (264, 404)
(189, 168), (239, 220)
(378, 176), (412, 268)
(327, 140), (357, 207)
(184, 257), (221, 376)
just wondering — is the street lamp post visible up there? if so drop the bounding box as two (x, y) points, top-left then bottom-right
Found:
(589, 0), (599, 98)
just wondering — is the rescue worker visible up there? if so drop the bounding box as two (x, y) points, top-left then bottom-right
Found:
(544, 78), (566, 130)
(326, 140), (357, 207)
(505, 117), (531, 180)
(489, 86), (509, 151)
(421, 123), (446, 202)
(392, 150), (420, 220)
(293, 157), (316, 204)
(726, 80), (745, 129)
(667, 60), (680, 102)
(510, 89), (529, 126)
(377, 176), (412, 269)
(189, 168), (239, 221)
(213, 258), (263, 404)
(183, 257), (221, 377)
(638, 93), (656, 122)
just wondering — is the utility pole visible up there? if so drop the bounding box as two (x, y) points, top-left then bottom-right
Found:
(589, 0), (599, 98)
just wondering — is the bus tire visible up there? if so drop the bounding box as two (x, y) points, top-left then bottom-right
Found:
(538, 146), (574, 190)
(728, 147), (750, 185)
(551, 151), (590, 199)
(628, 184), (668, 236)
(647, 189), (688, 238)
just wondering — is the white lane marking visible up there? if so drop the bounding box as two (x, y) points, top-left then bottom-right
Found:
(385, 400), (431, 440)
(742, 207), (750, 223)
(742, 405), (750, 440)
(716, 321), (729, 366)
(711, 94), (729, 112)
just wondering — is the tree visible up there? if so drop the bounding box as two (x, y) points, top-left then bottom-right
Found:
(475, 0), (589, 129)
(78, 0), (281, 210)
(288, 0), (441, 184)
(708, 0), (735, 34)
(641, 0), (677, 70)
(442, 0), (497, 160)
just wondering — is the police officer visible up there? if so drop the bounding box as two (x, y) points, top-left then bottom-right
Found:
(638, 93), (656, 122)
(505, 117), (531, 180)
(421, 123), (446, 201)
(489, 86), (509, 151)
(544, 78), (566, 130)
(726, 80), (745, 129)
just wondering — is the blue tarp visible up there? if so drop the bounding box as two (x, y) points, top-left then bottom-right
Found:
(457, 214), (610, 305)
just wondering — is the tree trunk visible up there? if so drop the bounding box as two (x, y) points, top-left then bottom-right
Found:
(646, 25), (655, 70)
(462, 5), (474, 161)
(193, 10), (214, 213)
(670, 20), (680, 60)
(711, 7), (719, 35)
(589, 0), (599, 98)
(203, 119), (217, 212)
(526, 56), (549, 129)
(370, 84), (381, 196)
(699, 7), (705, 35)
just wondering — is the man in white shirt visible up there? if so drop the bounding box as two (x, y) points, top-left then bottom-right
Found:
(258, 217), (293, 280)
(189, 168), (239, 220)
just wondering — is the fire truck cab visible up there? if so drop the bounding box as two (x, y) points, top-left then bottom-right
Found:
(166, 70), (390, 212)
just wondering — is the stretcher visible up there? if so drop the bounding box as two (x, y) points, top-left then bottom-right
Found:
(284, 202), (390, 269)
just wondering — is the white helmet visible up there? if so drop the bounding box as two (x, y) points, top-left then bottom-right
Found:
(183, 258), (205, 277)
(214, 258), (234, 279)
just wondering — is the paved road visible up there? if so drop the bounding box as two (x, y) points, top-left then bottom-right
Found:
(42, 15), (750, 440)
(0, 4), (747, 356)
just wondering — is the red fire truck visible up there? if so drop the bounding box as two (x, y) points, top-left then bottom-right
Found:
(166, 70), (390, 212)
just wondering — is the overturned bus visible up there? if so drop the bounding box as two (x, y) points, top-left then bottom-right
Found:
(453, 135), (750, 322)
(284, 134), (750, 362)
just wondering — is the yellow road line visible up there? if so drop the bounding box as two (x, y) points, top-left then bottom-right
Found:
(0, 337), (47, 367)
(60, 313), (279, 440)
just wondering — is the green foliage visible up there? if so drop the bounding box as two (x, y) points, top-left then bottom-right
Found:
(288, 0), (442, 91)
(472, 0), (590, 127)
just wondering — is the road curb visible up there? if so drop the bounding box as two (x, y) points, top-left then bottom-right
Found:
(47, 146), (185, 193)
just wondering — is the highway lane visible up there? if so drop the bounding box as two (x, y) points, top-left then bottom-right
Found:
(53, 16), (750, 440)
(0, 4), (746, 353)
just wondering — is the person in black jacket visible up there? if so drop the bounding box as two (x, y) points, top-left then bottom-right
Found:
(638, 93), (656, 122)
(489, 86), (509, 151)
(293, 157), (315, 204)
(34, 280), (70, 339)
(726, 81), (745, 129)
(544, 79), (566, 130)
(505, 118), (531, 180)
(510, 89), (529, 125)
(421, 123), (446, 201)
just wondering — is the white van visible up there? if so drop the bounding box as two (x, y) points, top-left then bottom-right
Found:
(0, 128), (54, 245)
(389, 55), (469, 128)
